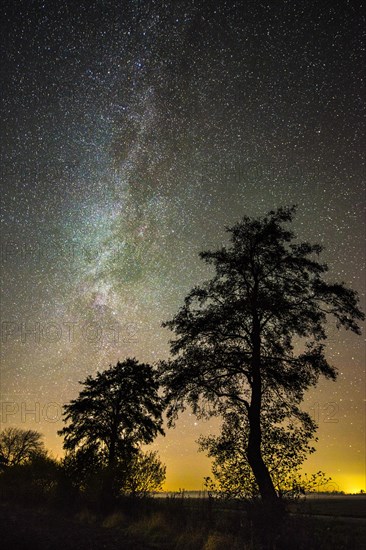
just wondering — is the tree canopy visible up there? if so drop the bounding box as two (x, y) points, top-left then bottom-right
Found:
(159, 206), (364, 502)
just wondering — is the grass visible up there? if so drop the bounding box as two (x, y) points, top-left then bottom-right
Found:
(0, 495), (365, 549)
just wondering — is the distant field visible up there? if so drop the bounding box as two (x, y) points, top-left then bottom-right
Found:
(157, 492), (366, 519)
(290, 495), (366, 519)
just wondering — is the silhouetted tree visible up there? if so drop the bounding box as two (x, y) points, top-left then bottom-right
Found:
(58, 358), (165, 503)
(0, 427), (45, 468)
(159, 206), (364, 504)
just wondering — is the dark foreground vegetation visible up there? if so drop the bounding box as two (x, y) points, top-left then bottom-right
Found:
(1, 426), (365, 549)
(1, 494), (366, 550)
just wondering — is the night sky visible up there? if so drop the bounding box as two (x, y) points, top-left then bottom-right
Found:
(1, 0), (365, 492)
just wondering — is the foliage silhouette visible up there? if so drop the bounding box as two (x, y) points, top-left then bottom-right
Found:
(159, 206), (364, 504)
(121, 449), (166, 497)
(58, 358), (165, 504)
(200, 399), (329, 500)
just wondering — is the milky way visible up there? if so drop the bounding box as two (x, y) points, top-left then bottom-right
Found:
(1, 0), (365, 491)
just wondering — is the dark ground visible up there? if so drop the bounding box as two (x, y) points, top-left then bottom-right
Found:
(1, 497), (365, 550)
(0, 503), (155, 550)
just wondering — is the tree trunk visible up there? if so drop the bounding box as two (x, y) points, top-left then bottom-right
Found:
(247, 310), (278, 503)
(247, 406), (278, 502)
(101, 432), (118, 510)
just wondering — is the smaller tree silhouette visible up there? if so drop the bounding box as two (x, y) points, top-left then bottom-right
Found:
(58, 358), (165, 503)
(0, 427), (45, 468)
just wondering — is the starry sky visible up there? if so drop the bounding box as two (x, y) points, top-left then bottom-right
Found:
(1, 0), (365, 492)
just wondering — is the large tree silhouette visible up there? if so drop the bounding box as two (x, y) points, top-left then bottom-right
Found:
(160, 206), (364, 503)
(58, 358), (165, 500)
